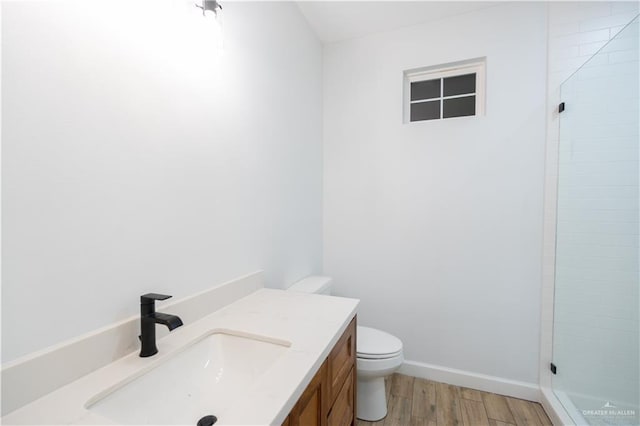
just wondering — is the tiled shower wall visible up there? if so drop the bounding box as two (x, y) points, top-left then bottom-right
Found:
(547, 2), (639, 90)
(541, 0), (639, 410)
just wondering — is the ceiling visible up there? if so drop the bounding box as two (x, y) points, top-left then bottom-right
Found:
(296, 1), (499, 43)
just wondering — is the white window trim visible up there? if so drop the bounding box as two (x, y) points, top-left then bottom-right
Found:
(403, 58), (486, 123)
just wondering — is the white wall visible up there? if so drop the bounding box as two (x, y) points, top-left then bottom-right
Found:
(1, 0), (323, 363)
(323, 3), (547, 384)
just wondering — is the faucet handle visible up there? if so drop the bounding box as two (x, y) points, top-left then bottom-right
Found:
(140, 293), (172, 304)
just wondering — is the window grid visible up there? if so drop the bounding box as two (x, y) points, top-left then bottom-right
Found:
(409, 76), (476, 121)
(410, 92), (477, 105)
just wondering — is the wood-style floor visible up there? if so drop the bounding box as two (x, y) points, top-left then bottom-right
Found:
(356, 374), (552, 426)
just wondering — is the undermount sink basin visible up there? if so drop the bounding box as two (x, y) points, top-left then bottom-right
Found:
(86, 331), (290, 425)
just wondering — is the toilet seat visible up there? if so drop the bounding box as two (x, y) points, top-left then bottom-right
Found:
(357, 326), (403, 360)
(357, 350), (403, 360)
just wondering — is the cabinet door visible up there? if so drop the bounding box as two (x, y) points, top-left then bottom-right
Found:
(327, 368), (355, 426)
(328, 318), (356, 407)
(290, 361), (328, 426)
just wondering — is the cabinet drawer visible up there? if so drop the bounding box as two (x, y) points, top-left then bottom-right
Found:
(327, 368), (354, 426)
(327, 318), (356, 406)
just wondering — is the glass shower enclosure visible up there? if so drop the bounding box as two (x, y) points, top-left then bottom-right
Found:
(553, 16), (639, 426)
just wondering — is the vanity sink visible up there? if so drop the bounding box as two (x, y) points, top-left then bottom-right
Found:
(86, 331), (290, 425)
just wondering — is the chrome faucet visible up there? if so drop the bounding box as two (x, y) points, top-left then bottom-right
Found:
(139, 293), (183, 357)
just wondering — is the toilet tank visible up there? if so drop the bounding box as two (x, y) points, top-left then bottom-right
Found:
(288, 276), (333, 295)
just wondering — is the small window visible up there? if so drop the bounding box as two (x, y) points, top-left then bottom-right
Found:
(404, 58), (486, 123)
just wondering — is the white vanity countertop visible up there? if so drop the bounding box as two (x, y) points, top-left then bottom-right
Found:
(2, 289), (359, 425)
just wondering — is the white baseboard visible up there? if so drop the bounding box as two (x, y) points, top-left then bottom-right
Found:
(399, 360), (541, 402)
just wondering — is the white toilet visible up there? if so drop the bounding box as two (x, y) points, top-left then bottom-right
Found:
(287, 276), (404, 422)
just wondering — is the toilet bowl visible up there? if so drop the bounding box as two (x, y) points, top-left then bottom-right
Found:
(356, 326), (403, 421)
(287, 276), (404, 422)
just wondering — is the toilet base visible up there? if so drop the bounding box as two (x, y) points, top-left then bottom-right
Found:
(357, 376), (388, 421)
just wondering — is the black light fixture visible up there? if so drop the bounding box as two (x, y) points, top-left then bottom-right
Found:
(195, 0), (222, 17)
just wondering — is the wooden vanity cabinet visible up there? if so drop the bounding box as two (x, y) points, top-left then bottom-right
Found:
(284, 317), (357, 426)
